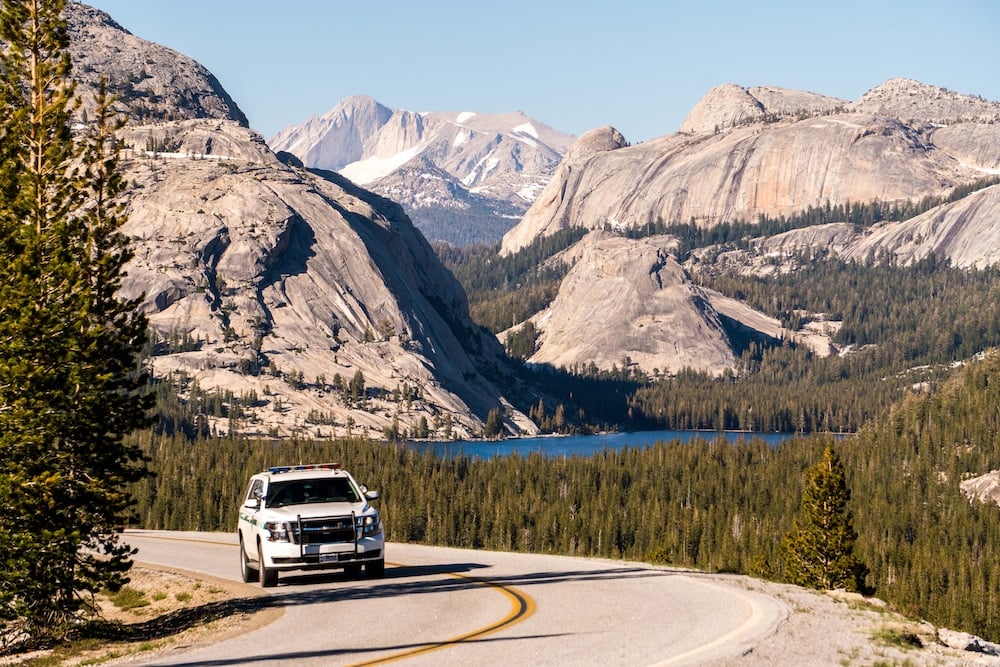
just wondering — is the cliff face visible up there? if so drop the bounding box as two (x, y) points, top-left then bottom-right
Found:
(498, 80), (1000, 377)
(119, 121), (532, 439)
(60, 4), (533, 438)
(841, 184), (1000, 269)
(501, 81), (1000, 255)
(961, 471), (1000, 507)
(510, 231), (736, 376)
(678, 83), (845, 134)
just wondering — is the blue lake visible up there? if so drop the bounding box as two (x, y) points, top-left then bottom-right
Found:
(411, 429), (804, 460)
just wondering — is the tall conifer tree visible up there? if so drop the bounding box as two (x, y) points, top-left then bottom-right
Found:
(781, 445), (869, 592)
(0, 0), (151, 642)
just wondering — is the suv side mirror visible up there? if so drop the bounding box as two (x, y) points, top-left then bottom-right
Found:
(359, 484), (380, 501)
(243, 497), (260, 510)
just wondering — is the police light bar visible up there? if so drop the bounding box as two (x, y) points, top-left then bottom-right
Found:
(267, 463), (342, 474)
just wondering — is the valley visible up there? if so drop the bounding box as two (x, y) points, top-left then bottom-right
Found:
(3, 2), (1000, 662)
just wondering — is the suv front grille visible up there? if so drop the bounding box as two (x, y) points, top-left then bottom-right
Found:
(295, 516), (355, 545)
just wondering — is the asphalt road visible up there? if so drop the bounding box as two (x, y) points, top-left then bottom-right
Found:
(124, 530), (787, 666)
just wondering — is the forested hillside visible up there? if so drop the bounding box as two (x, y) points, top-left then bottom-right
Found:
(437, 182), (1000, 435)
(629, 258), (1000, 432)
(131, 350), (1000, 642)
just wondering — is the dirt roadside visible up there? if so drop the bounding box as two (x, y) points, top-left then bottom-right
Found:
(1, 564), (282, 666)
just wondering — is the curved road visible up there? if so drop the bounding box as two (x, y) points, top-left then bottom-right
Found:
(125, 530), (787, 666)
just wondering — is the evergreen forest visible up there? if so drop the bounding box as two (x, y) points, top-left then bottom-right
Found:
(130, 349), (1000, 643)
(122, 173), (1000, 649)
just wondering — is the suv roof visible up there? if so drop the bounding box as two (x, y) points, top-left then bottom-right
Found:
(252, 464), (350, 482)
(262, 463), (342, 475)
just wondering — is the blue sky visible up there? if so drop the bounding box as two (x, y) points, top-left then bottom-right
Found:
(85, 0), (999, 143)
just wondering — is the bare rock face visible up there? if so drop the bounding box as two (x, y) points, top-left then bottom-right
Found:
(517, 231), (736, 376)
(57, 4), (532, 438)
(842, 185), (1000, 268)
(563, 125), (628, 160)
(501, 126), (627, 254)
(755, 222), (859, 257)
(851, 79), (1000, 124)
(688, 183), (1000, 272)
(502, 80), (1000, 257)
(679, 84), (765, 135)
(960, 471), (1000, 507)
(929, 123), (1000, 171)
(118, 120), (531, 439)
(679, 83), (845, 134)
(270, 97), (575, 244)
(118, 120), (276, 163)
(65, 3), (247, 126)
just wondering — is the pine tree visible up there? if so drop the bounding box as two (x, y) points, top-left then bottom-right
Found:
(781, 445), (869, 592)
(484, 407), (504, 439)
(0, 0), (152, 643)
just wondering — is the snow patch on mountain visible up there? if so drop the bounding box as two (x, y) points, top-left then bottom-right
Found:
(517, 182), (547, 202)
(339, 145), (423, 184)
(514, 122), (539, 138)
(271, 98), (575, 244)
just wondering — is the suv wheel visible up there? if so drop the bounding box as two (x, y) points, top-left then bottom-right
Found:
(258, 539), (278, 588)
(239, 534), (258, 583)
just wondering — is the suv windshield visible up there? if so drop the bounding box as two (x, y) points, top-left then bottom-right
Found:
(266, 477), (361, 508)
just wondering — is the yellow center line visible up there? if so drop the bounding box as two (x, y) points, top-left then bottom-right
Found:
(348, 564), (536, 666)
(128, 533), (537, 665)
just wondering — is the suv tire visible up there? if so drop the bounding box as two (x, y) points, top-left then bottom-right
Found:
(259, 539), (278, 588)
(239, 534), (258, 583)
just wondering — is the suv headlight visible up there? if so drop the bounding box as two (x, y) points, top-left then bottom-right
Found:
(264, 521), (297, 542)
(356, 512), (382, 537)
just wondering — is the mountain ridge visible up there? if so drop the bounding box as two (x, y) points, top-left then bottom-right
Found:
(501, 79), (1000, 255)
(269, 96), (575, 244)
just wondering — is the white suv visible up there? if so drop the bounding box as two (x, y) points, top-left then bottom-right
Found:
(237, 463), (385, 587)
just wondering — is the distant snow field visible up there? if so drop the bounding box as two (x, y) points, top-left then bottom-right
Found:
(339, 146), (423, 184)
(513, 122), (538, 138)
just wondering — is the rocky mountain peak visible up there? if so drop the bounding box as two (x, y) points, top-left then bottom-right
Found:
(268, 95), (397, 171)
(679, 84), (766, 134)
(269, 97), (575, 244)
(53, 5), (537, 438)
(511, 231), (736, 376)
(65, 2), (247, 126)
(851, 78), (1000, 123)
(961, 470), (1000, 507)
(566, 125), (628, 160)
(679, 83), (846, 134)
(116, 119), (531, 439)
(502, 79), (1000, 255)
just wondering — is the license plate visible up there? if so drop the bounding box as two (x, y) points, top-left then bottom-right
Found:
(319, 553), (340, 564)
